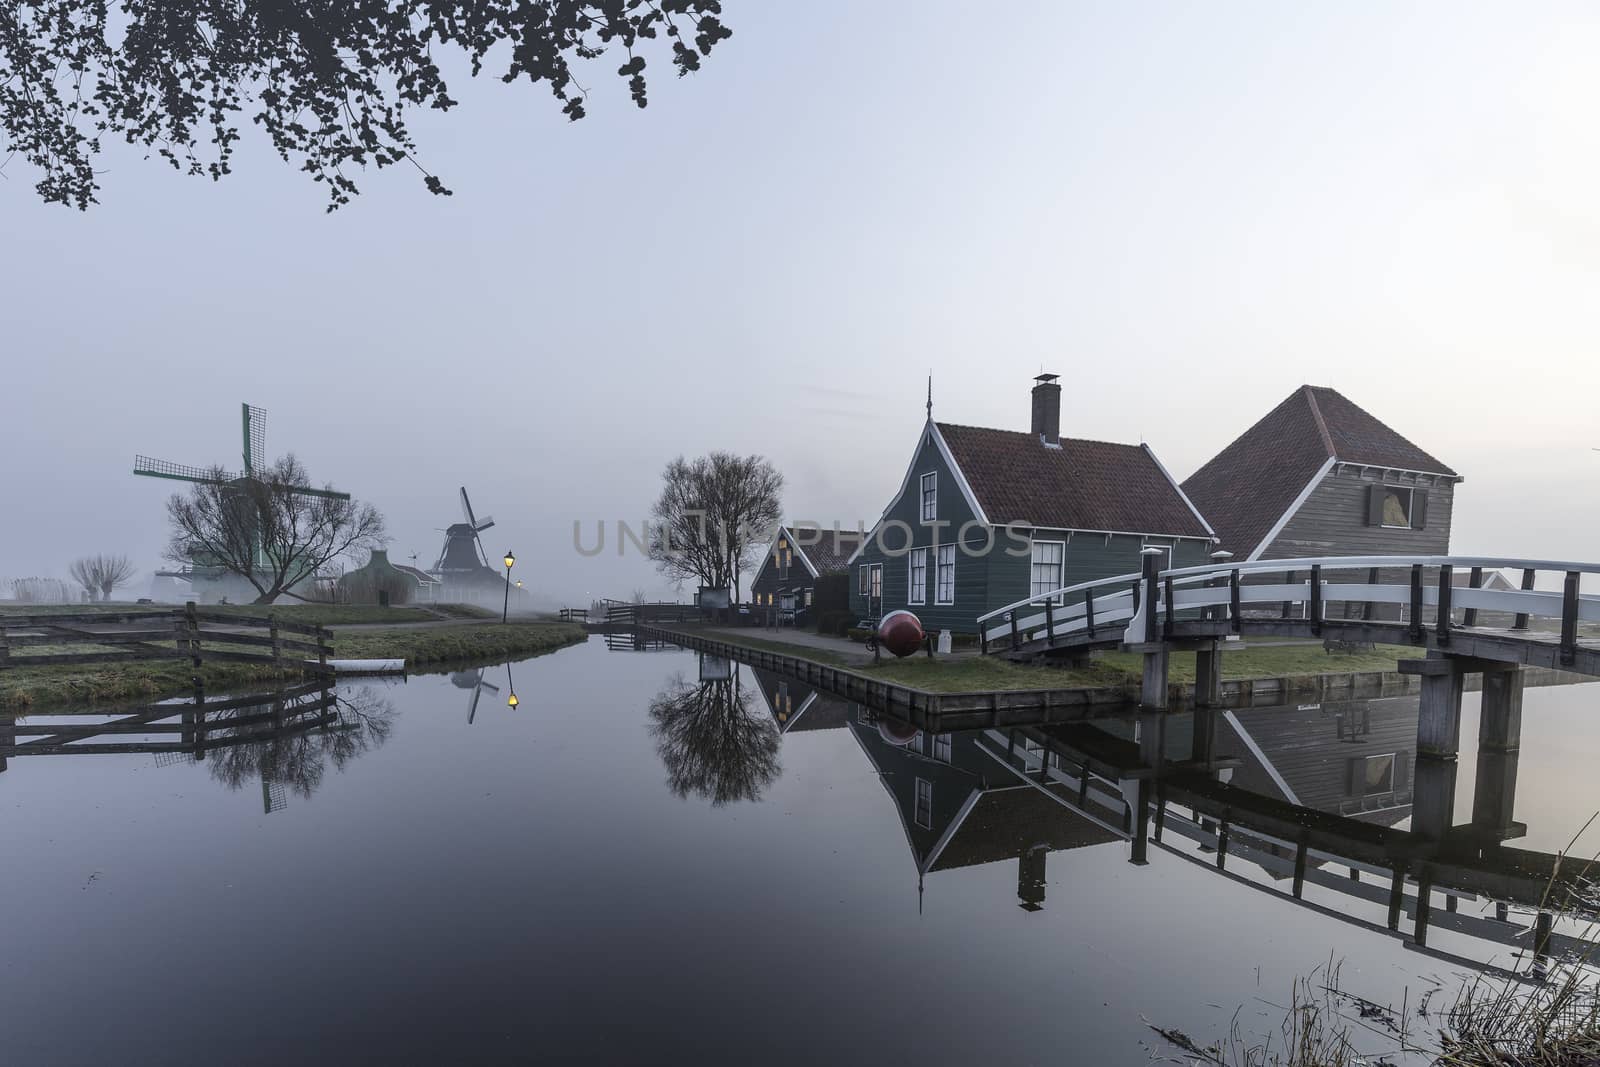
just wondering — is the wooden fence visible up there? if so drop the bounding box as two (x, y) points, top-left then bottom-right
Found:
(0, 603), (332, 675)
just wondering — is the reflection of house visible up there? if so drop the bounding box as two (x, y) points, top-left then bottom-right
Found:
(749, 525), (862, 619)
(1202, 697), (1418, 829)
(848, 375), (1214, 633)
(1182, 386), (1461, 563)
(749, 667), (851, 733)
(847, 708), (1118, 910)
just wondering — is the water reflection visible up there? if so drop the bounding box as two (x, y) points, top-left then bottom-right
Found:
(205, 688), (395, 809)
(648, 664), (781, 806)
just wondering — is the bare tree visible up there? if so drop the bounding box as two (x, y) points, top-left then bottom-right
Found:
(648, 452), (783, 599)
(648, 672), (781, 807)
(68, 554), (137, 601)
(166, 454), (387, 605)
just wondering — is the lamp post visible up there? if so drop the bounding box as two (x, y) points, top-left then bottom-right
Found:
(506, 662), (518, 707)
(502, 551), (515, 623)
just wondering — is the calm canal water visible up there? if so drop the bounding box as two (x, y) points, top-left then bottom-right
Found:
(2, 637), (1597, 1064)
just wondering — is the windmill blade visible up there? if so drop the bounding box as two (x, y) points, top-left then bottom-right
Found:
(473, 515), (496, 532)
(460, 486), (478, 527)
(133, 456), (238, 484)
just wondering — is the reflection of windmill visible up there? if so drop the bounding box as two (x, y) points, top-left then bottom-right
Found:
(433, 487), (496, 576)
(133, 403), (351, 578)
(451, 668), (500, 725)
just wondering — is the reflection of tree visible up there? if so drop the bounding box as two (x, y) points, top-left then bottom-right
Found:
(207, 687), (396, 800)
(649, 673), (780, 807)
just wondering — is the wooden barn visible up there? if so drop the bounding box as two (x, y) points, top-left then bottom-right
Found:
(848, 374), (1216, 633)
(748, 525), (862, 621)
(1181, 385), (1461, 562)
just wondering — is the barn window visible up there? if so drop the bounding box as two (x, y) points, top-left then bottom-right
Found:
(1367, 484), (1428, 529)
(914, 778), (933, 828)
(908, 547), (928, 604)
(920, 472), (937, 522)
(936, 545), (956, 604)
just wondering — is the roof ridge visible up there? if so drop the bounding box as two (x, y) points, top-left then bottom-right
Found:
(935, 420), (1147, 451)
(1301, 384), (1337, 459)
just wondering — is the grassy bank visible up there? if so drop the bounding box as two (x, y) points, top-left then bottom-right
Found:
(0, 621), (587, 710)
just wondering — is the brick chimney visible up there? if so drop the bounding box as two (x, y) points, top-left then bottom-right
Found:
(1031, 373), (1061, 445)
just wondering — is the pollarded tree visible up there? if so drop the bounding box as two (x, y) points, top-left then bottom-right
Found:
(68, 554), (137, 601)
(165, 454), (386, 604)
(1, 0), (734, 210)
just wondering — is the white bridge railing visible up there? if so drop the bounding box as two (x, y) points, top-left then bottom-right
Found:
(980, 556), (1600, 664)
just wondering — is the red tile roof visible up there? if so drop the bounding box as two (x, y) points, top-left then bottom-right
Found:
(934, 423), (1212, 538)
(1181, 386), (1459, 557)
(796, 528), (863, 575)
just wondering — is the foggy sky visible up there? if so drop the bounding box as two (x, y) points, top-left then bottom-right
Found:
(5, 2), (1599, 604)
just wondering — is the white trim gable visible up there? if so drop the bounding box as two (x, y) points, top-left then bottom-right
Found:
(1246, 456), (1338, 562)
(1141, 442), (1217, 542)
(847, 419), (990, 566)
(755, 525), (821, 582)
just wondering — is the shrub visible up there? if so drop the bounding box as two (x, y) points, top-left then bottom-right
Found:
(815, 610), (854, 637)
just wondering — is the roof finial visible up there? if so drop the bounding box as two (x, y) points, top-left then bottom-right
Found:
(926, 372), (933, 419)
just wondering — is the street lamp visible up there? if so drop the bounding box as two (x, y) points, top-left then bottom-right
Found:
(506, 662), (518, 707)
(502, 550), (515, 623)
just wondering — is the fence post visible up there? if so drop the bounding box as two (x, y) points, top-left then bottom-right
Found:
(1084, 586), (1096, 638)
(1436, 564), (1453, 646)
(319, 627), (331, 676)
(1362, 567), (1379, 622)
(1044, 599), (1055, 646)
(270, 618), (282, 666)
(1162, 575), (1176, 640)
(1561, 571), (1580, 666)
(184, 601), (203, 674)
(1463, 566), (1482, 628)
(1009, 612), (1019, 652)
(1513, 568), (1535, 631)
(1141, 549), (1162, 645)
(1280, 570), (1296, 620)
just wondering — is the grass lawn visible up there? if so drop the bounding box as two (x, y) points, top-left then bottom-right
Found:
(0, 622), (586, 709)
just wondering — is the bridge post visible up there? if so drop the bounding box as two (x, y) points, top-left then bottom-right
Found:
(1472, 668), (1524, 840)
(1190, 707), (1217, 766)
(1402, 655), (1467, 843)
(1141, 647), (1170, 710)
(1136, 549), (1170, 710)
(1436, 564), (1454, 645)
(1195, 641), (1223, 709)
(1513, 568), (1535, 630)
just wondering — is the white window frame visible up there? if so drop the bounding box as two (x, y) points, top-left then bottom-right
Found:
(870, 564), (882, 600)
(1380, 486), (1414, 530)
(920, 472), (937, 523)
(914, 778), (933, 829)
(908, 547), (928, 605)
(1029, 540), (1066, 602)
(935, 544), (956, 605)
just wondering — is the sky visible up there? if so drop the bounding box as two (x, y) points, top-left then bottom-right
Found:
(4, 1), (1599, 604)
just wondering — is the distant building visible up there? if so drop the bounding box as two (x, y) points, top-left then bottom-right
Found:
(848, 374), (1215, 632)
(338, 549), (441, 605)
(1182, 385), (1462, 562)
(748, 525), (862, 618)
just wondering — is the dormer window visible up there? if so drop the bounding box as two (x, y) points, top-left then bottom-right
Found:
(920, 472), (937, 522)
(777, 537), (790, 578)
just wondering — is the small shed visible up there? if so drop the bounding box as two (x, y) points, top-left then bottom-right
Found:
(338, 550), (441, 605)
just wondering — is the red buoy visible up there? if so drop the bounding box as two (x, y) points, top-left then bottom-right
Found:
(877, 719), (920, 747)
(876, 610), (926, 659)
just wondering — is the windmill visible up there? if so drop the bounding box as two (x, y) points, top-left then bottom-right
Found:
(134, 403), (351, 588)
(433, 487), (497, 576)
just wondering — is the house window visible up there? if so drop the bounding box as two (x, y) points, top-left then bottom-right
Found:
(778, 680), (791, 718)
(933, 733), (951, 763)
(1030, 541), (1065, 600)
(920, 472), (937, 522)
(1350, 753), (1396, 796)
(914, 778), (933, 829)
(1381, 487), (1412, 529)
(803, 588), (812, 607)
(870, 565), (882, 600)
(936, 544), (955, 604)
(908, 548), (928, 604)
(858, 566), (871, 596)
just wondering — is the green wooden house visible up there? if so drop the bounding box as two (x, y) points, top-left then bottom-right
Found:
(848, 375), (1216, 633)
